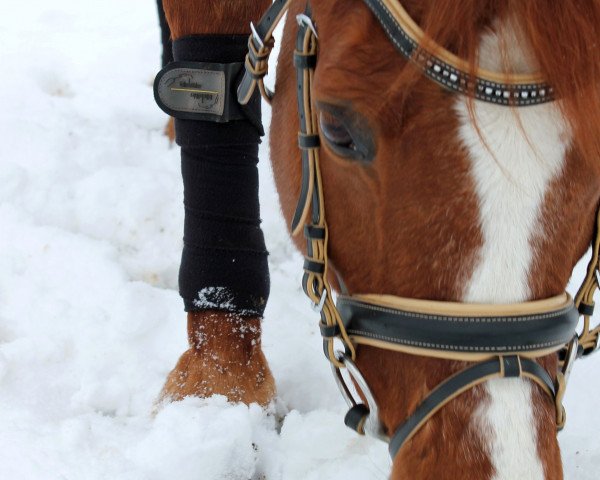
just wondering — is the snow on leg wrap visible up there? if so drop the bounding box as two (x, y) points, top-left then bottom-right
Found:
(174, 36), (269, 316)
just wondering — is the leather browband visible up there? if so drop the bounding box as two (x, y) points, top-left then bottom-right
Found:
(338, 294), (579, 359)
(361, 0), (553, 106)
(237, 0), (554, 109)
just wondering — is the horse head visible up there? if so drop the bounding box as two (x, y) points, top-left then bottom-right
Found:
(270, 0), (600, 478)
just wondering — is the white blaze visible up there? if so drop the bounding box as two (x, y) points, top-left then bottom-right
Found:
(456, 21), (570, 480)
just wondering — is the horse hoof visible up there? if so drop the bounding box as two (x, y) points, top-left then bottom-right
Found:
(157, 311), (275, 407)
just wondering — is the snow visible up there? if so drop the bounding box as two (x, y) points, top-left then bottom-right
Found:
(0, 1), (598, 479)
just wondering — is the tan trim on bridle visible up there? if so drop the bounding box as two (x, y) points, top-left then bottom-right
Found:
(350, 336), (565, 362)
(295, 21), (357, 368)
(381, 0), (546, 84)
(353, 292), (572, 317)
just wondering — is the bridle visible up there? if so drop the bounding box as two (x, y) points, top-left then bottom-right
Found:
(237, 0), (599, 460)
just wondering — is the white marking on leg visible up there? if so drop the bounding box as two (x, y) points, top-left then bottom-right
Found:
(456, 21), (570, 480)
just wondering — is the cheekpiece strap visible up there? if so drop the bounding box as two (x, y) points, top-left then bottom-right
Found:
(290, 7), (357, 368)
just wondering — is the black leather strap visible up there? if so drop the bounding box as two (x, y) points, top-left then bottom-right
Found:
(578, 301), (595, 316)
(237, 0), (292, 104)
(388, 356), (556, 459)
(294, 51), (318, 70)
(251, 0), (290, 48)
(304, 225), (326, 239)
(304, 259), (325, 274)
(298, 133), (321, 150)
(338, 296), (579, 354)
(502, 355), (522, 377)
(345, 404), (369, 434)
(361, 0), (554, 106)
(291, 17), (321, 233)
(320, 322), (340, 338)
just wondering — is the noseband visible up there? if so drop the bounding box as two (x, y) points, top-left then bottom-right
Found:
(237, 0), (598, 460)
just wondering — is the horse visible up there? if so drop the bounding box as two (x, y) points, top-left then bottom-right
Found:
(156, 1), (600, 478)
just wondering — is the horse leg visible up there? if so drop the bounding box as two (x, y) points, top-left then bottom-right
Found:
(158, 0), (275, 406)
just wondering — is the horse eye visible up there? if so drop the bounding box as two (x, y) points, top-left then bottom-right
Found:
(319, 110), (356, 152)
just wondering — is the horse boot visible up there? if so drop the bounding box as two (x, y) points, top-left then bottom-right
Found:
(157, 0), (275, 407)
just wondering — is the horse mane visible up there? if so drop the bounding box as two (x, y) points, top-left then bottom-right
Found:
(404, 0), (600, 165)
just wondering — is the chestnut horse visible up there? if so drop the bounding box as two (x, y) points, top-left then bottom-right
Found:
(159, 0), (600, 478)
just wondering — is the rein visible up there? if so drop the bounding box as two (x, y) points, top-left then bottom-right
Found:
(239, 0), (599, 460)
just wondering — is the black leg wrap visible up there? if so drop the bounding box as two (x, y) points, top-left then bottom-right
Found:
(174, 36), (269, 317)
(156, 0), (173, 67)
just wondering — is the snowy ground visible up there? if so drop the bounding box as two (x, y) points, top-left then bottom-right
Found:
(0, 1), (598, 479)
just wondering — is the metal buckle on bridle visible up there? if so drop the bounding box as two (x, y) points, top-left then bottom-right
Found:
(556, 335), (579, 430)
(583, 329), (600, 356)
(249, 22), (265, 50)
(592, 332), (600, 353)
(332, 351), (388, 442)
(296, 13), (319, 39)
(311, 289), (327, 313)
(562, 335), (579, 385)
